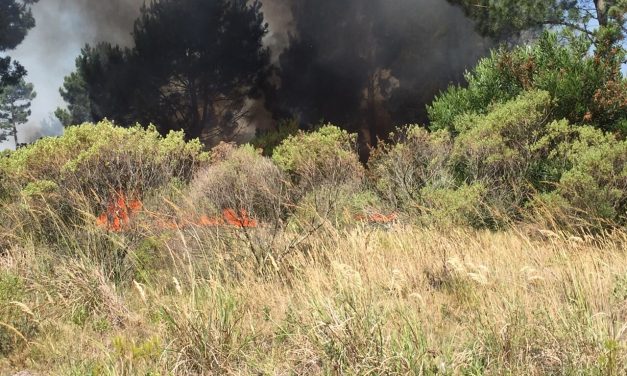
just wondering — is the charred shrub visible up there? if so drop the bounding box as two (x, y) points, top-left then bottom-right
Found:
(368, 126), (453, 209)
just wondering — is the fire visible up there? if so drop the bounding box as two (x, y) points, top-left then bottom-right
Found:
(222, 208), (258, 228)
(180, 209), (258, 229)
(96, 191), (143, 232)
(96, 192), (394, 232)
(355, 212), (398, 224)
(96, 191), (396, 232)
(96, 191), (258, 232)
(198, 215), (221, 227)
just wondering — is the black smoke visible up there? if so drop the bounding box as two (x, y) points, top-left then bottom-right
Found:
(265, 0), (492, 149)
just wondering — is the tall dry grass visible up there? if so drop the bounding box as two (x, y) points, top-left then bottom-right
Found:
(1, 212), (626, 374)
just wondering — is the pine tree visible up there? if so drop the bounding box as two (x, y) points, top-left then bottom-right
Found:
(0, 80), (36, 147)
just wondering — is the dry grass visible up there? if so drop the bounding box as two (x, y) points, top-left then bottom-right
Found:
(1, 220), (626, 375)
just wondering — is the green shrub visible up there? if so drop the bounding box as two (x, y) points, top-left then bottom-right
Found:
(429, 32), (627, 135)
(0, 121), (208, 243)
(531, 122), (627, 228)
(558, 134), (626, 223)
(428, 51), (520, 133)
(272, 124), (364, 190)
(373, 90), (625, 230)
(273, 125), (366, 227)
(450, 90), (555, 219)
(419, 183), (489, 227)
(21, 180), (59, 197)
(344, 190), (383, 218)
(190, 143), (291, 223)
(423, 30), (627, 229)
(1, 121), (207, 210)
(370, 91), (556, 227)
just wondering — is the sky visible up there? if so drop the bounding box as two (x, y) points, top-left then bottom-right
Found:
(0, 0), (144, 150)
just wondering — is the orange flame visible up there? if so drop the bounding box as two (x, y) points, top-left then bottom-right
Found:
(96, 190), (259, 232)
(96, 191), (143, 232)
(198, 215), (221, 226)
(355, 212), (398, 224)
(222, 208), (258, 228)
(156, 209), (258, 230)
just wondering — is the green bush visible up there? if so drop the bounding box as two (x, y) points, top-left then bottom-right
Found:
(0, 121), (208, 233)
(272, 124), (364, 190)
(273, 125), (367, 227)
(429, 32), (627, 135)
(419, 183), (489, 227)
(2, 121), (207, 203)
(450, 90), (556, 220)
(373, 89), (626, 230)
(531, 122), (627, 228)
(250, 118), (299, 156)
(370, 92), (555, 227)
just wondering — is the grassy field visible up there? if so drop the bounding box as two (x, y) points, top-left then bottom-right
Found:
(0, 123), (625, 374)
(1, 222), (626, 375)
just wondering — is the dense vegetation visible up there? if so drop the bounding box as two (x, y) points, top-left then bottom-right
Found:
(0, 41), (626, 369)
(0, 114), (625, 373)
(1, 0), (627, 374)
(0, 0), (39, 90)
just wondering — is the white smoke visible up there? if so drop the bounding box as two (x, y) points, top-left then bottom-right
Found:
(1, 0), (144, 150)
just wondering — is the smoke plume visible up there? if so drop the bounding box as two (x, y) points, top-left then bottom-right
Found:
(266, 0), (492, 147)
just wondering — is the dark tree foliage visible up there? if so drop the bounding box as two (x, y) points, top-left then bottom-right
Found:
(0, 0), (39, 89)
(56, 43), (134, 127)
(0, 58), (26, 89)
(132, 0), (271, 138)
(58, 0), (271, 140)
(0, 0), (38, 50)
(447, 0), (627, 44)
(55, 72), (91, 127)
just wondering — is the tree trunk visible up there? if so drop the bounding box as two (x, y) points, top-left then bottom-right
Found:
(188, 81), (200, 139)
(366, 73), (378, 149)
(594, 0), (608, 27)
(12, 120), (18, 148)
(9, 104), (18, 148)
